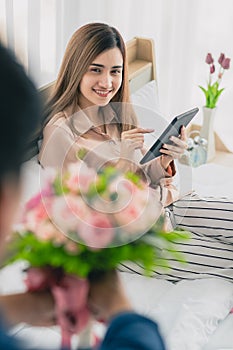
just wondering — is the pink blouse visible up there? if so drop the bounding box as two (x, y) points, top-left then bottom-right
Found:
(38, 104), (179, 209)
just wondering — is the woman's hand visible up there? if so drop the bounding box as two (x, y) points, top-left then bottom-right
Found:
(115, 127), (154, 172)
(120, 127), (154, 159)
(160, 126), (187, 170)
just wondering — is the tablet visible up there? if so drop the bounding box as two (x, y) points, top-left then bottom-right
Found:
(139, 107), (199, 165)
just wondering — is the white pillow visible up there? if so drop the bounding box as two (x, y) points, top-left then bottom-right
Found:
(150, 278), (233, 350)
(131, 80), (168, 148)
(131, 80), (160, 112)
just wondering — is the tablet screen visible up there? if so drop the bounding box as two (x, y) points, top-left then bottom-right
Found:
(140, 107), (199, 164)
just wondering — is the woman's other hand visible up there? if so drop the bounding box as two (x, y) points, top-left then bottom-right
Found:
(160, 126), (187, 170)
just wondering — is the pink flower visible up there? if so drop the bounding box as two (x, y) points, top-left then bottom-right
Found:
(25, 179), (54, 211)
(35, 220), (66, 244)
(23, 198), (52, 232)
(218, 53), (225, 65)
(25, 192), (43, 211)
(205, 53), (214, 64)
(221, 57), (230, 69)
(78, 212), (115, 249)
(103, 177), (141, 214)
(41, 184), (54, 197)
(200, 52), (231, 108)
(65, 163), (97, 194)
(210, 64), (215, 74)
(64, 241), (79, 254)
(51, 195), (89, 237)
(113, 188), (162, 238)
(65, 173), (79, 193)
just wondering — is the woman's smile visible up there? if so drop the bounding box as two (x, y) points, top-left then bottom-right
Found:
(93, 88), (113, 98)
(79, 47), (123, 108)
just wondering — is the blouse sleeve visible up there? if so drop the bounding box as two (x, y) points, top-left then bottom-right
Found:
(141, 157), (179, 207)
(38, 122), (81, 169)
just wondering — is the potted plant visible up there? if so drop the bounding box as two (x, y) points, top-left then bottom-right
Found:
(199, 53), (230, 160)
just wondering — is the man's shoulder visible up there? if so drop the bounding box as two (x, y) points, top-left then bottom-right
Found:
(0, 326), (21, 350)
(100, 312), (166, 350)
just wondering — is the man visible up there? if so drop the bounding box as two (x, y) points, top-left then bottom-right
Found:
(0, 43), (165, 350)
(0, 43), (55, 348)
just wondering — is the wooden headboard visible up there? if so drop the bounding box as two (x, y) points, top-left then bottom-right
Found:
(25, 37), (157, 161)
(127, 37), (156, 93)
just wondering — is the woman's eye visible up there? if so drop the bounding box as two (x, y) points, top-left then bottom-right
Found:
(111, 69), (121, 75)
(90, 68), (101, 73)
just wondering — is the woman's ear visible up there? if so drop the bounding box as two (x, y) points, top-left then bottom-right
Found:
(0, 180), (21, 253)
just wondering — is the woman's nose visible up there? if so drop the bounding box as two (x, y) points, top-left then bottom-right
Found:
(98, 73), (112, 88)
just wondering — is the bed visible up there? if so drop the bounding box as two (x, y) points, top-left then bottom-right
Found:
(1, 37), (233, 350)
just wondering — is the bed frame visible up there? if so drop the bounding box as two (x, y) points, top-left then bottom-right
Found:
(127, 37), (156, 93)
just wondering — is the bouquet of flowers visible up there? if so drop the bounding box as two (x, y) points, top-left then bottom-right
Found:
(5, 163), (188, 349)
(199, 52), (231, 109)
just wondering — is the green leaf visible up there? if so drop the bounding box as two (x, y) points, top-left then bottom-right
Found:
(76, 148), (88, 160)
(199, 81), (225, 109)
(124, 172), (141, 186)
(53, 175), (69, 195)
(4, 215), (190, 278)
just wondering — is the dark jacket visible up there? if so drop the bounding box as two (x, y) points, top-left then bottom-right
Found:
(99, 312), (166, 350)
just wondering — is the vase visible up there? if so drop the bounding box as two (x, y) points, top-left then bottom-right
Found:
(200, 106), (216, 161)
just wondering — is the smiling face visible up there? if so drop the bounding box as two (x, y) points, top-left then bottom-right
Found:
(79, 47), (123, 109)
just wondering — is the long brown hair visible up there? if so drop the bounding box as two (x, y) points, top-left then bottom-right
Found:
(44, 23), (137, 131)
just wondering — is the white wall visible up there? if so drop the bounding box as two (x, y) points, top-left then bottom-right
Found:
(1, 0), (233, 149)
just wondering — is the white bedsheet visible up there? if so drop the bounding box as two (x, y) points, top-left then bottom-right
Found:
(120, 272), (233, 350)
(2, 264), (233, 350)
(192, 163), (233, 199)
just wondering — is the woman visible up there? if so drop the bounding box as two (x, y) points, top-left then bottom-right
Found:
(39, 23), (233, 283)
(0, 40), (166, 350)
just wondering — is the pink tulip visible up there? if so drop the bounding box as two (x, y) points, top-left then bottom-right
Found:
(210, 64), (215, 74)
(218, 53), (225, 65)
(221, 57), (230, 69)
(205, 53), (214, 64)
